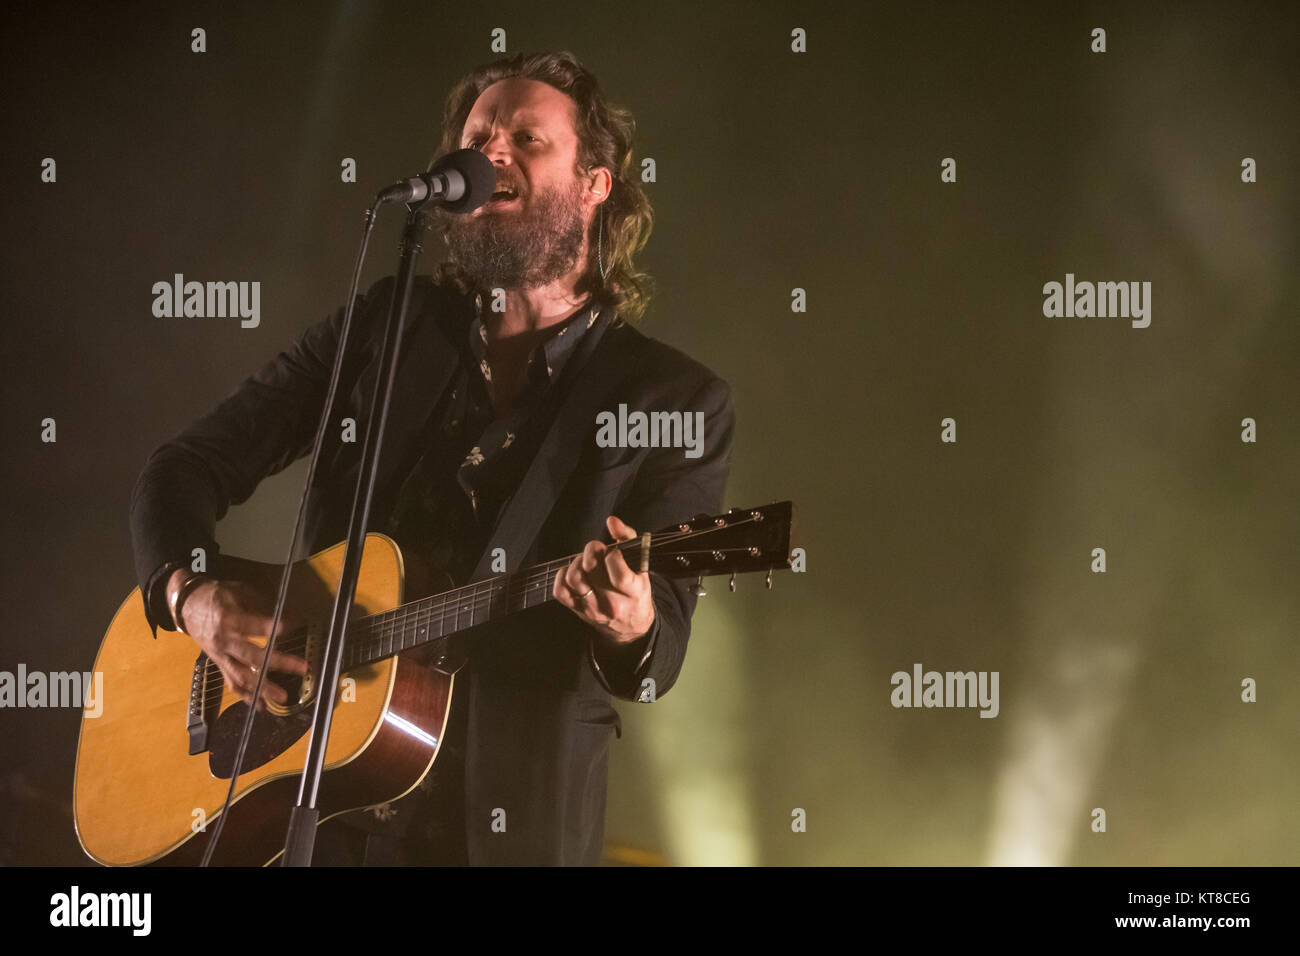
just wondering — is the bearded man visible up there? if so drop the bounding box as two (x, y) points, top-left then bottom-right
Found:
(129, 50), (735, 866)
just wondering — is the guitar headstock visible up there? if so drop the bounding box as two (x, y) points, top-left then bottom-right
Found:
(644, 501), (794, 579)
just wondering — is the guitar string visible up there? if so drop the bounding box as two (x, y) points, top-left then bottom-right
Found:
(209, 520), (738, 666)
(198, 544), (746, 704)
(195, 517), (768, 702)
(196, 541), (760, 708)
(195, 518), (764, 703)
(338, 516), (761, 661)
(342, 533), (745, 663)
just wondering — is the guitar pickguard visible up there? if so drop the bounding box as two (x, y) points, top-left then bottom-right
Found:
(207, 704), (315, 779)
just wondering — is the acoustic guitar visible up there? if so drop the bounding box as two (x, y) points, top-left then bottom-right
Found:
(74, 502), (793, 866)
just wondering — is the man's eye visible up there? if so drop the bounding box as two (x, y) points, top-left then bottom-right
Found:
(466, 134), (536, 148)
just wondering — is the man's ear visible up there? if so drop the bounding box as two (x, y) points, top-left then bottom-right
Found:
(586, 165), (612, 201)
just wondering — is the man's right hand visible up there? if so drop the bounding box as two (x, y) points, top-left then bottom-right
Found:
(166, 568), (309, 710)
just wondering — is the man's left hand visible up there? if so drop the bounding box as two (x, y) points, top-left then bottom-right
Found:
(553, 515), (655, 644)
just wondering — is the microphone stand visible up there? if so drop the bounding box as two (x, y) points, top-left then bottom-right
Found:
(281, 203), (432, 866)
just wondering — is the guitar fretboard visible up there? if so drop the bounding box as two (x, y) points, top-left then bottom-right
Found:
(340, 552), (583, 669)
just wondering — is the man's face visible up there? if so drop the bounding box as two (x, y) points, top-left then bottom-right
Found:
(442, 78), (594, 292)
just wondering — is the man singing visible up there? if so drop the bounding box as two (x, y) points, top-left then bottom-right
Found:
(130, 50), (735, 865)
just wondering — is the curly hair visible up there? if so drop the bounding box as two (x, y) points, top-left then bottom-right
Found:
(427, 51), (655, 324)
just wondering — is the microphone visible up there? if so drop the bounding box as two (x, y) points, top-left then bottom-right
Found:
(376, 148), (496, 212)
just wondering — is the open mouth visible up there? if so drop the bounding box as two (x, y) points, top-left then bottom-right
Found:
(487, 187), (521, 206)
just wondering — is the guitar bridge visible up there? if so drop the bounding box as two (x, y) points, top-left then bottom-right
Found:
(186, 652), (219, 755)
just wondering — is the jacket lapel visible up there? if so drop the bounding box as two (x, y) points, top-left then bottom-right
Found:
(370, 280), (466, 493)
(468, 319), (638, 582)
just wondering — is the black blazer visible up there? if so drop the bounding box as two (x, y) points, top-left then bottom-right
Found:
(129, 275), (736, 865)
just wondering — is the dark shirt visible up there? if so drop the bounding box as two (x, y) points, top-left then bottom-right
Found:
(334, 290), (612, 860)
(386, 290), (611, 585)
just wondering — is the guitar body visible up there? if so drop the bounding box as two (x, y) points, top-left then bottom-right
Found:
(74, 533), (456, 867)
(73, 501), (795, 866)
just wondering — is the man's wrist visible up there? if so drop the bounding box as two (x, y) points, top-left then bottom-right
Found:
(145, 560), (185, 630)
(588, 612), (660, 697)
(165, 567), (207, 632)
(597, 607), (655, 649)
(593, 612), (656, 664)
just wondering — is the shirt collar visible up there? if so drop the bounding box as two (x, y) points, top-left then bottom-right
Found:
(469, 293), (603, 385)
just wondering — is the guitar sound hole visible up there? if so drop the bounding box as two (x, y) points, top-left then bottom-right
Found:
(208, 702), (315, 779)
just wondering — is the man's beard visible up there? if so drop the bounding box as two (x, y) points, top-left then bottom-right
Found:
(442, 177), (587, 291)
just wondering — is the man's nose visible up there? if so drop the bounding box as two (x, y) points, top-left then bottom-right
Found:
(477, 128), (513, 164)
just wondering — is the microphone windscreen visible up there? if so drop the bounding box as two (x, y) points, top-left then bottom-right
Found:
(432, 148), (496, 213)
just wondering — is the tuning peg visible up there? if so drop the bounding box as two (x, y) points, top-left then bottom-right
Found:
(729, 573), (736, 592)
(691, 576), (707, 597)
(765, 568), (773, 589)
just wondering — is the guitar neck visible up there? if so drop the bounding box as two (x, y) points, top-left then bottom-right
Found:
(340, 552), (584, 669)
(338, 501), (793, 669)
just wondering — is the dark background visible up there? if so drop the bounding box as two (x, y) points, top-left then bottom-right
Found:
(1, 0), (1296, 865)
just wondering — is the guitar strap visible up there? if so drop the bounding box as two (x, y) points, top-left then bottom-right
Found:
(466, 313), (639, 585)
